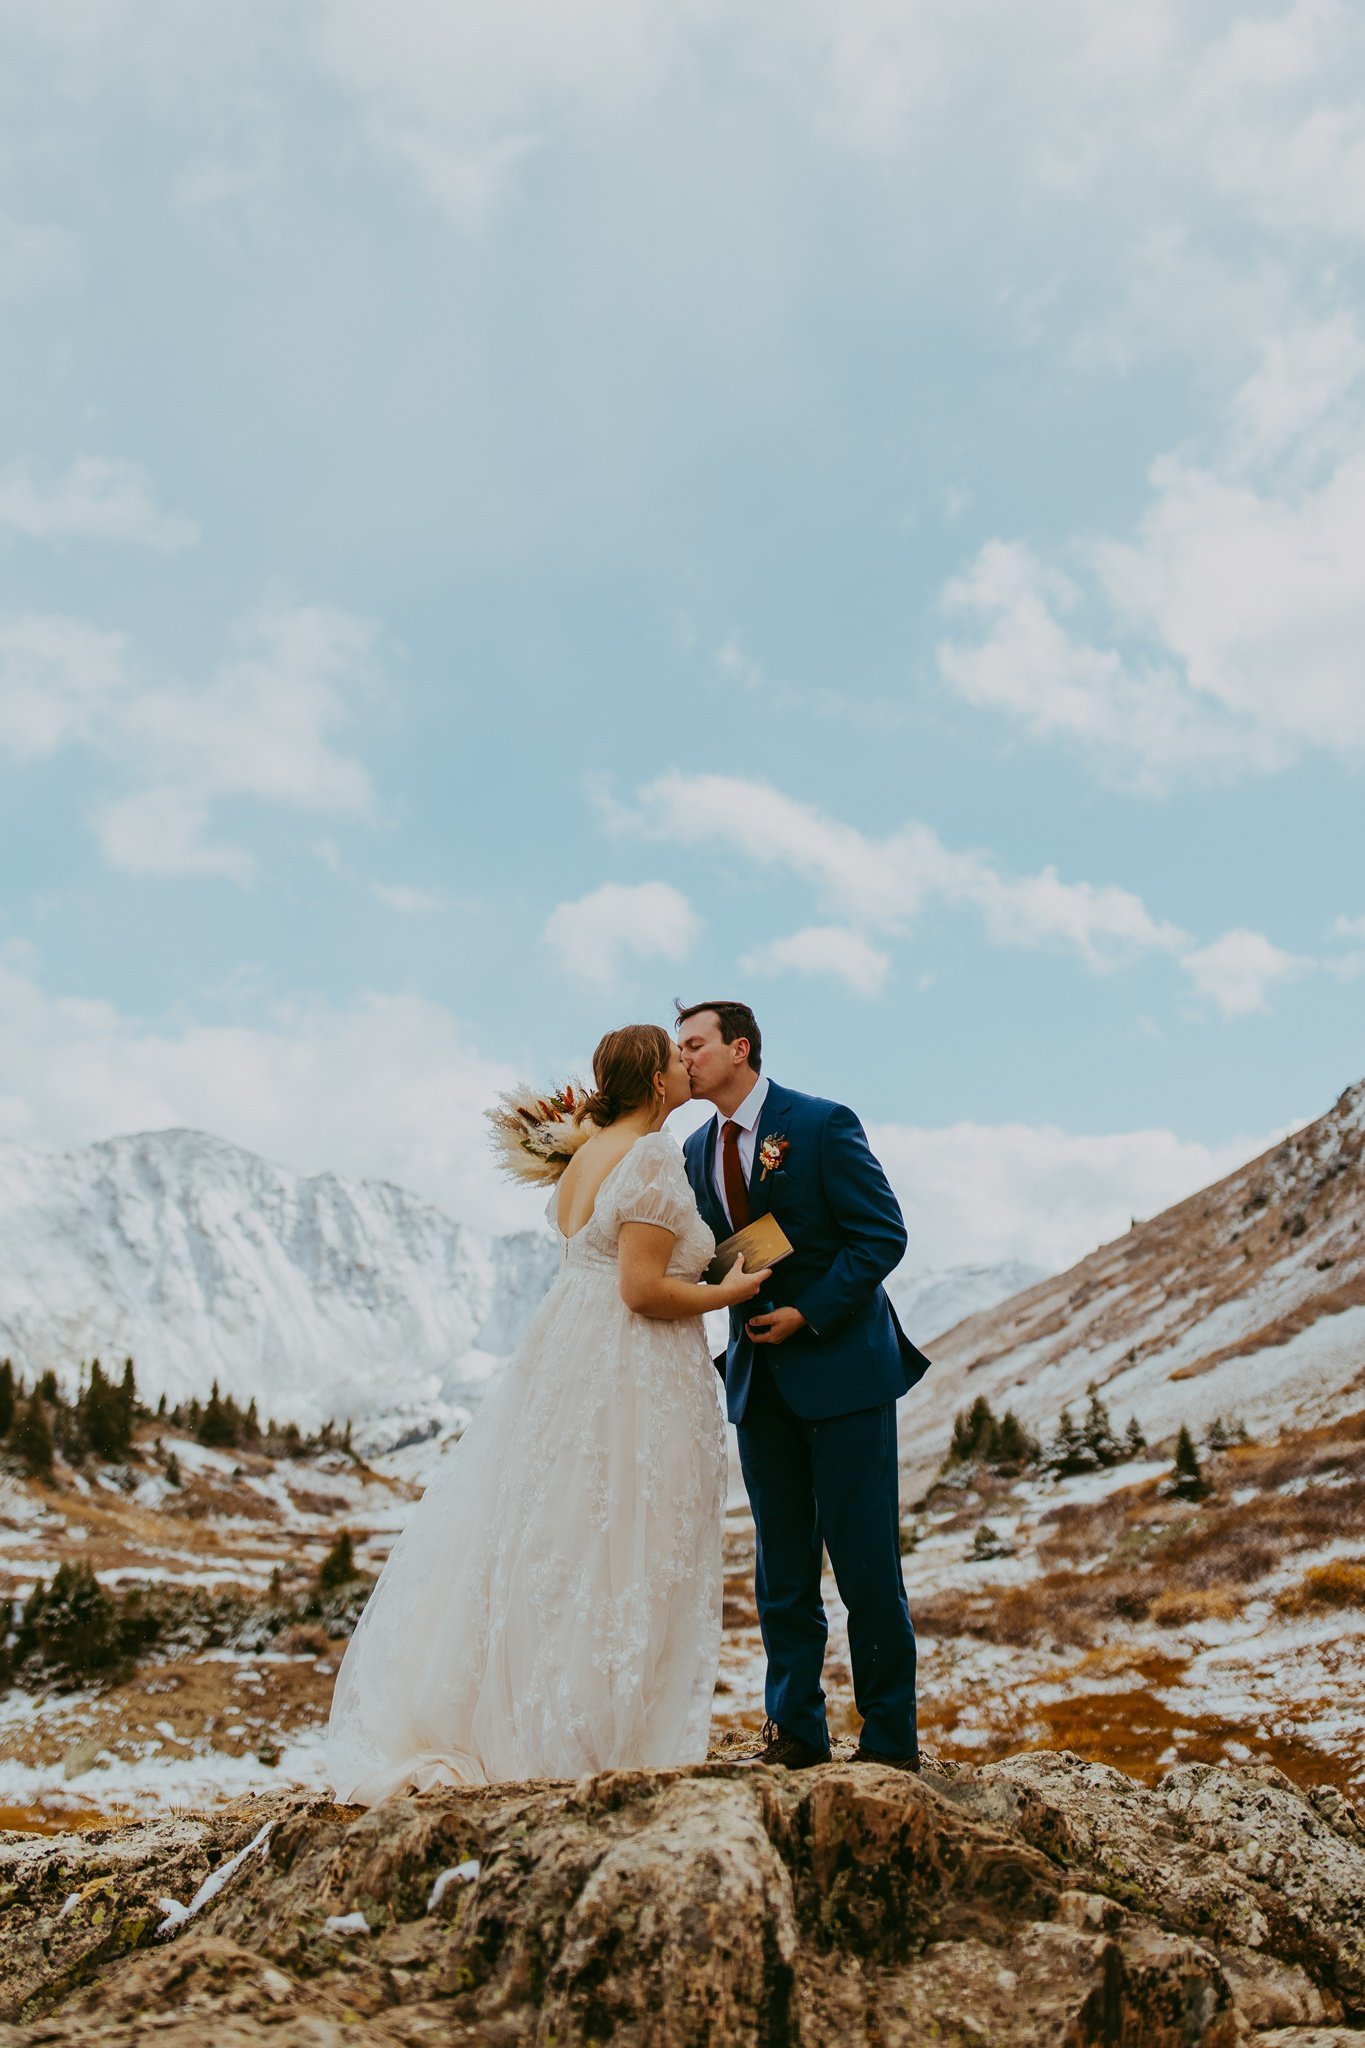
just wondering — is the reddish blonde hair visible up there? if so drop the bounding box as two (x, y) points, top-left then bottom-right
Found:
(576, 1024), (672, 1127)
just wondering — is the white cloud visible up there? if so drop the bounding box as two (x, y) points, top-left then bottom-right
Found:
(9, 0), (1365, 267)
(1334, 913), (1365, 939)
(1093, 450), (1365, 755)
(968, 865), (1185, 967)
(541, 880), (702, 986)
(619, 772), (1186, 968)
(939, 316), (1365, 787)
(1187, 0), (1365, 241)
(311, 0), (713, 226)
(938, 540), (1283, 788)
(0, 613), (129, 760)
(871, 1113), (1278, 1274)
(371, 881), (443, 914)
(741, 925), (890, 997)
(96, 787), (253, 883)
(122, 607), (377, 815)
(0, 456), (197, 550)
(1227, 314), (1365, 465)
(618, 772), (1317, 1018)
(0, 947), (1284, 1265)
(0, 948), (542, 1234)
(1181, 928), (1310, 1016)
(0, 601), (379, 879)
(291, 0), (1365, 269)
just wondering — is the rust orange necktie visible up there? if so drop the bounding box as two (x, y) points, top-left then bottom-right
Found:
(721, 1119), (750, 1231)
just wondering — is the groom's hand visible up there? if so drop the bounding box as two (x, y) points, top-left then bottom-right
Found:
(746, 1306), (807, 1345)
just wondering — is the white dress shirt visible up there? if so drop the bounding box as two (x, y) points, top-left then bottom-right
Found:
(710, 1073), (769, 1227)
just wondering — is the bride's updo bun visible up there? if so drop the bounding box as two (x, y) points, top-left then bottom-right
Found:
(575, 1023), (673, 1128)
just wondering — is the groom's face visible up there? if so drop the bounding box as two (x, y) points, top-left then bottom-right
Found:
(678, 1012), (749, 1101)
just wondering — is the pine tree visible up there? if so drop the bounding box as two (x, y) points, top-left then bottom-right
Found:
(1083, 1393), (1121, 1467)
(197, 1380), (237, 1449)
(13, 1391), (54, 1478)
(119, 1358), (137, 1440)
(993, 1410), (1039, 1468)
(37, 1368), (58, 1403)
(156, 1391), (167, 1418)
(1123, 1416), (1147, 1458)
(164, 1450), (182, 1487)
(84, 1358), (130, 1460)
(948, 1396), (996, 1466)
(1046, 1406), (1092, 1475)
(1205, 1414), (1249, 1452)
(316, 1529), (357, 1589)
(0, 1358), (14, 1438)
(1171, 1423), (1209, 1500)
(18, 1561), (119, 1682)
(243, 1397), (261, 1446)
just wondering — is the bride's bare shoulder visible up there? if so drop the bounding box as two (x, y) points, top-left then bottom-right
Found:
(556, 1127), (637, 1234)
(563, 1126), (635, 1180)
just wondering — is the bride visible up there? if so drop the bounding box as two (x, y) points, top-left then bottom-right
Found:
(323, 1023), (768, 1802)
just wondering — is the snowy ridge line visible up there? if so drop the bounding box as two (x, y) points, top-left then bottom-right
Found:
(0, 1127), (560, 1433)
(905, 1075), (1365, 1485)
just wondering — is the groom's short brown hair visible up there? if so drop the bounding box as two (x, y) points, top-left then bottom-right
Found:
(674, 999), (762, 1073)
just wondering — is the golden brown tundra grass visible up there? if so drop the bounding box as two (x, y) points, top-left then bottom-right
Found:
(908, 1410), (1365, 1802)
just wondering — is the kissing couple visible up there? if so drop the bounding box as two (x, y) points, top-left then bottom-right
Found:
(324, 1000), (931, 1802)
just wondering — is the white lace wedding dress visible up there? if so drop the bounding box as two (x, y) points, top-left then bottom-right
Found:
(323, 1131), (726, 1804)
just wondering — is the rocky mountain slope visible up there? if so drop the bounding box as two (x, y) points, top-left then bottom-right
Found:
(905, 1076), (1365, 1489)
(0, 1130), (560, 1439)
(2, 1752), (1363, 2045)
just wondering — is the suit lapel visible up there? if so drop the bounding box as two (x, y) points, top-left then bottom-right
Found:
(747, 1081), (790, 1220)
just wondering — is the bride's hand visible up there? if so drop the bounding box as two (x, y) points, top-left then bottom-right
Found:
(714, 1262), (772, 1308)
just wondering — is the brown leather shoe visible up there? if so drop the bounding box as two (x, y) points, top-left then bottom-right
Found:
(851, 1743), (921, 1772)
(754, 1718), (831, 1769)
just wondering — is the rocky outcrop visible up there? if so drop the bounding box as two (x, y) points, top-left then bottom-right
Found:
(1, 1752), (1363, 2045)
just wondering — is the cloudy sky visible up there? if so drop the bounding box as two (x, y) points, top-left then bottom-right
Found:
(1, 0), (1361, 1272)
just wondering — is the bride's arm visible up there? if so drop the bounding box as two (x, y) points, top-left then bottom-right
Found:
(618, 1223), (769, 1320)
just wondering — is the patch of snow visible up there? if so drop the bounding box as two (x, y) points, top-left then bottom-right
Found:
(428, 1860), (481, 1909)
(0, 1720), (334, 1822)
(156, 1817), (275, 1938)
(322, 1910), (370, 1938)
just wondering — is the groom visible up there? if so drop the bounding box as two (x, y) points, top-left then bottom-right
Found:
(677, 999), (931, 1770)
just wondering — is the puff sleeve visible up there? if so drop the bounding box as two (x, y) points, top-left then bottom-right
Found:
(603, 1133), (695, 1239)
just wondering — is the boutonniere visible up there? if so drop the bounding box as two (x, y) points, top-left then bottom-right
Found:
(759, 1134), (790, 1180)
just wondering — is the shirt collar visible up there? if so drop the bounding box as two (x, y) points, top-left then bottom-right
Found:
(714, 1071), (769, 1133)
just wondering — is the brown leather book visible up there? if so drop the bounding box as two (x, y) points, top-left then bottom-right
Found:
(705, 1212), (794, 1286)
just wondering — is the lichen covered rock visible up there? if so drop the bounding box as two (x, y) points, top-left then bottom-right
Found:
(0, 1751), (1362, 2045)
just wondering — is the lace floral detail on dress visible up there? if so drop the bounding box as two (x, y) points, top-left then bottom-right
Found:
(323, 1128), (724, 1804)
(594, 1131), (698, 1236)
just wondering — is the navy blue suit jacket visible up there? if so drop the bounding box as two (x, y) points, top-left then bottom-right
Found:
(682, 1080), (931, 1424)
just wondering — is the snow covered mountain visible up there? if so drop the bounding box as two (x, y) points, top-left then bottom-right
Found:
(0, 1128), (560, 1439)
(886, 1260), (1047, 1348)
(903, 1074), (1365, 1489)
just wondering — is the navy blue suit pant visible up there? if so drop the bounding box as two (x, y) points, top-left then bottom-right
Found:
(735, 1351), (918, 1760)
